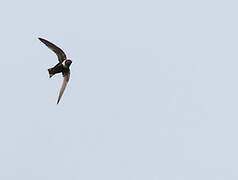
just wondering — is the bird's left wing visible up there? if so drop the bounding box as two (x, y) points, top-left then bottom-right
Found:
(38, 37), (67, 62)
(57, 72), (70, 104)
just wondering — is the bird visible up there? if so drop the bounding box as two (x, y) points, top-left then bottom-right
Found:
(38, 37), (72, 104)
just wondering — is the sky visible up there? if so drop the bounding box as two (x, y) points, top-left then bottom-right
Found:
(0, 0), (238, 179)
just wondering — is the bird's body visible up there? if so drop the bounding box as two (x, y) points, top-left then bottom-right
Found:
(48, 60), (71, 77)
(38, 37), (72, 104)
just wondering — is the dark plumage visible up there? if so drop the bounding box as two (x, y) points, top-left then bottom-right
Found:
(39, 37), (72, 104)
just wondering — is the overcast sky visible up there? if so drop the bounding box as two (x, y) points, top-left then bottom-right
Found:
(0, 0), (238, 179)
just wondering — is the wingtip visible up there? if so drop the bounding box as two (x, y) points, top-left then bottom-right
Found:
(38, 37), (46, 42)
(57, 97), (61, 104)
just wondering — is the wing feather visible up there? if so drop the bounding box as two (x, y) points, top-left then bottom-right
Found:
(39, 37), (67, 62)
(57, 72), (70, 104)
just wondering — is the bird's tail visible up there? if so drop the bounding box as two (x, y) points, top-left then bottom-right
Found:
(48, 68), (54, 78)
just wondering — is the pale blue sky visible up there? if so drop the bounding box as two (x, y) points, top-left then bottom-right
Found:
(0, 0), (238, 179)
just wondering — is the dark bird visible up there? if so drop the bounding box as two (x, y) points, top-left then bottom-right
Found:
(38, 37), (72, 104)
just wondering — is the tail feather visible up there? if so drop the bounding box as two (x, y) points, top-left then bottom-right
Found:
(48, 68), (54, 78)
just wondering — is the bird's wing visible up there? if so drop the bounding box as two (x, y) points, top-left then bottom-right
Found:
(38, 37), (67, 62)
(57, 72), (70, 104)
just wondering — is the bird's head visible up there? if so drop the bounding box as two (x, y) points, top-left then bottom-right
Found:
(65, 59), (72, 67)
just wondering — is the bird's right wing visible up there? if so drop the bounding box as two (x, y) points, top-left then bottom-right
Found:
(57, 72), (70, 104)
(39, 37), (67, 62)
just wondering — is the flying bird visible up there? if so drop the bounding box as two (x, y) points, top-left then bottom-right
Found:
(38, 37), (72, 104)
